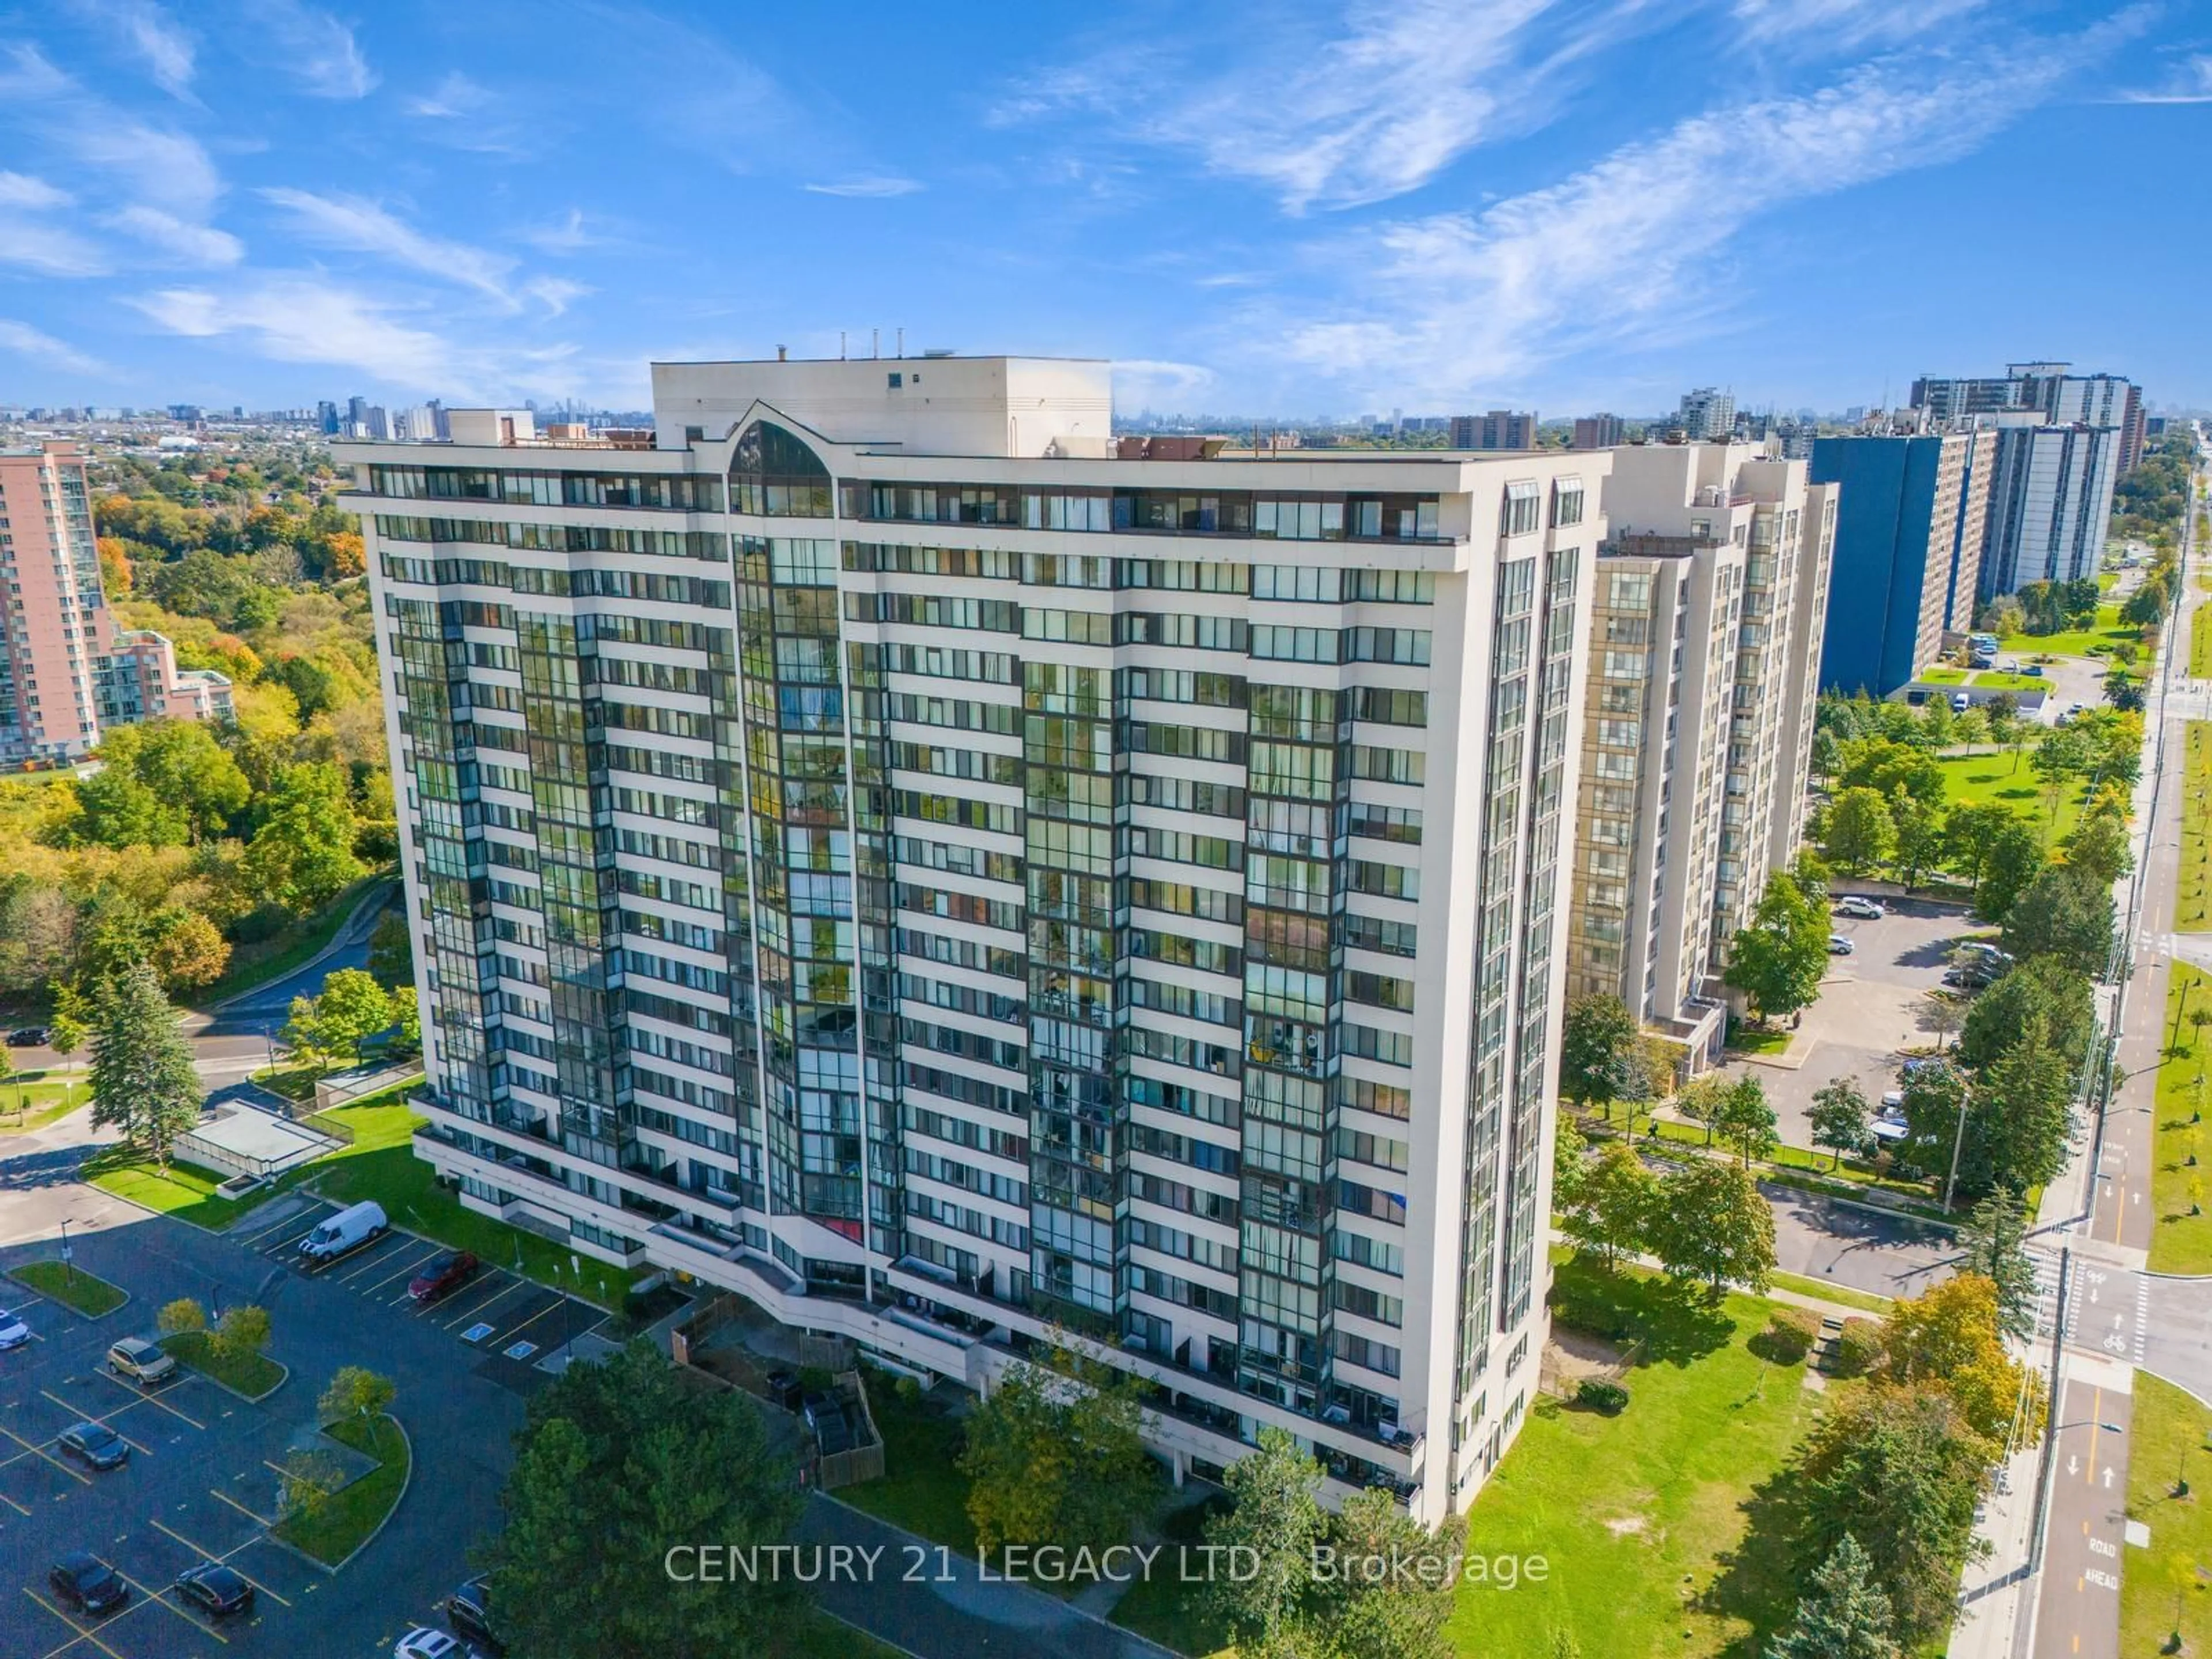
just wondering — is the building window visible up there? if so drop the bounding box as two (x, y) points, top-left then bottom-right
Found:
(1501, 480), (1541, 537)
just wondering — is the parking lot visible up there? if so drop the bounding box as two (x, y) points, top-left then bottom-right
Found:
(238, 1198), (608, 1395)
(1733, 890), (1990, 1149)
(0, 1198), (555, 1658)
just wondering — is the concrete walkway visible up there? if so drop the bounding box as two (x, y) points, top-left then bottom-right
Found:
(798, 1495), (1179, 1659)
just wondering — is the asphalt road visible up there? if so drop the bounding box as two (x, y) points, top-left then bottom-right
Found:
(2035, 1375), (2135, 1659)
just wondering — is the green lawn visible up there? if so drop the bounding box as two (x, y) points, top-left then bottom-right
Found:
(2121, 1373), (2212, 1656)
(0, 1073), (90, 1133)
(1918, 666), (1967, 685)
(1725, 1027), (1792, 1057)
(7, 1259), (126, 1316)
(86, 1087), (638, 1312)
(783, 1612), (909, 1659)
(1625, 1116), (1944, 1212)
(159, 1329), (286, 1399)
(271, 1412), (407, 1566)
(1448, 1257), (1827, 1658)
(836, 1377), (978, 1554)
(1931, 749), (2086, 844)
(2150, 963), (2212, 1274)
(1969, 670), (2046, 691)
(197, 873), (393, 1008)
(1998, 603), (2138, 662)
(2194, 604), (2212, 679)
(2180, 725), (2212, 930)
(1766, 1272), (1893, 1316)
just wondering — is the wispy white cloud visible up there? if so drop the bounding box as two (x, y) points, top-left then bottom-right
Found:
(260, 188), (517, 305)
(993, 0), (1660, 213)
(243, 0), (376, 99)
(0, 43), (222, 218)
(2111, 51), (2212, 104)
(1732, 0), (1988, 52)
(1271, 17), (2146, 402)
(71, 0), (196, 98)
(1112, 359), (1217, 403)
(0, 167), (102, 275)
(0, 171), (71, 211)
(127, 273), (631, 403)
(0, 217), (106, 276)
(107, 204), (243, 266)
(404, 69), (490, 119)
(517, 207), (609, 253)
(525, 276), (590, 317)
(802, 176), (924, 199)
(0, 319), (112, 377)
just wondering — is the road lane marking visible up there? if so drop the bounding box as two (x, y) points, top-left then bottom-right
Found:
(25, 1585), (130, 1659)
(39, 1391), (153, 1456)
(95, 1372), (203, 1429)
(113, 1565), (227, 1645)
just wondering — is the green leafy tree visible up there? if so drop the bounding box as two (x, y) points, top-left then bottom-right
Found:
(1951, 1192), (2039, 1338)
(1794, 1386), (1991, 1647)
(366, 909), (413, 990)
(157, 1297), (206, 1335)
(47, 1009), (84, 1077)
(243, 763), (363, 915)
(1888, 789), (1945, 892)
(1896, 1060), (1968, 1181)
(1973, 819), (2046, 925)
(113, 719), (251, 842)
(2000, 866), (2115, 979)
(1723, 871), (1830, 1022)
(150, 910), (230, 991)
(1677, 1071), (1733, 1148)
(1558, 1141), (1658, 1267)
(481, 1340), (806, 1659)
(1197, 1427), (1325, 1652)
(1653, 1158), (1774, 1295)
(1941, 802), (2021, 896)
(1560, 993), (1644, 1115)
(70, 766), (188, 850)
(1959, 1028), (2074, 1199)
(312, 968), (395, 1064)
(2029, 725), (2093, 832)
(215, 1304), (271, 1362)
(2061, 794), (2133, 888)
(1878, 1275), (2044, 1446)
(1766, 1535), (1901, 1659)
(88, 961), (201, 1170)
(1835, 738), (1945, 807)
(961, 1343), (1157, 1556)
(1711, 1074), (1779, 1167)
(1808, 1078), (1872, 1170)
(318, 1365), (396, 1440)
(1317, 1487), (1467, 1659)
(281, 993), (331, 1074)
(1821, 786), (1896, 876)
(1956, 957), (2094, 1076)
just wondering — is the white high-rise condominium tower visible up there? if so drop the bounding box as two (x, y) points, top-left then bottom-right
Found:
(340, 356), (1604, 1520)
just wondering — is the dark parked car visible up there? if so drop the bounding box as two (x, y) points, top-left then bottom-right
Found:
(408, 1251), (482, 1304)
(446, 1574), (502, 1653)
(49, 1553), (127, 1615)
(6, 1025), (48, 1047)
(57, 1421), (129, 1471)
(175, 1561), (255, 1618)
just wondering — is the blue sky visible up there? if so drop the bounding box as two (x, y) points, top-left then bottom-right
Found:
(0, 0), (2206, 418)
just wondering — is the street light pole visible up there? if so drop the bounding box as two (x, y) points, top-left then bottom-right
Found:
(1944, 1085), (1972, 1213)
(59, 1217), (72, 1287)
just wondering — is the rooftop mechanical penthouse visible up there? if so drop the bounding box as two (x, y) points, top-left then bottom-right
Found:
(339, 355), (1604, 1520)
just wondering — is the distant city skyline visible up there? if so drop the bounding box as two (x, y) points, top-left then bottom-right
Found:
(0, 3), (2204, 414)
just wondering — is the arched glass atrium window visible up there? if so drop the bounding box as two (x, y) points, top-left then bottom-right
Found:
(730, 421), (832, 517)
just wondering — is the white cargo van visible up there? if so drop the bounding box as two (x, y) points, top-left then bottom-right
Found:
(297, 1200), (388, 1262)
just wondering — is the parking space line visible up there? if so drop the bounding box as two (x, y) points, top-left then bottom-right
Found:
(96, 1372), (203, 1430)
(25, 1585), (130, 1659)
(150, 1518), (291, 1608)
(207, 1486), (275, 1527)
(444, 1283), (526, 1336)
(0, 1487), (29, 1515)
(347, 1240), (440, 1292)
(325, 1236), (410, 1282)
(0, 1414), (90, 1484)
(486, 1294), (572, 1350)
(115, 1566), (228, 1645)
(236, 1205), (322, 1245)
(38, 1391), (154, 1457)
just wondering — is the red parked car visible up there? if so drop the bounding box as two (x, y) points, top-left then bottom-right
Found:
(407, 1251), (481, 1303)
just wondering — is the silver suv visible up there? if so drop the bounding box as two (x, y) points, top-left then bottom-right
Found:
(106, 1337), (176, 1387)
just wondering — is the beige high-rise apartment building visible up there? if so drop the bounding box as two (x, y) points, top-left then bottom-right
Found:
(0, 441), (231, 763)
(1567, 442), (1836, 1065)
